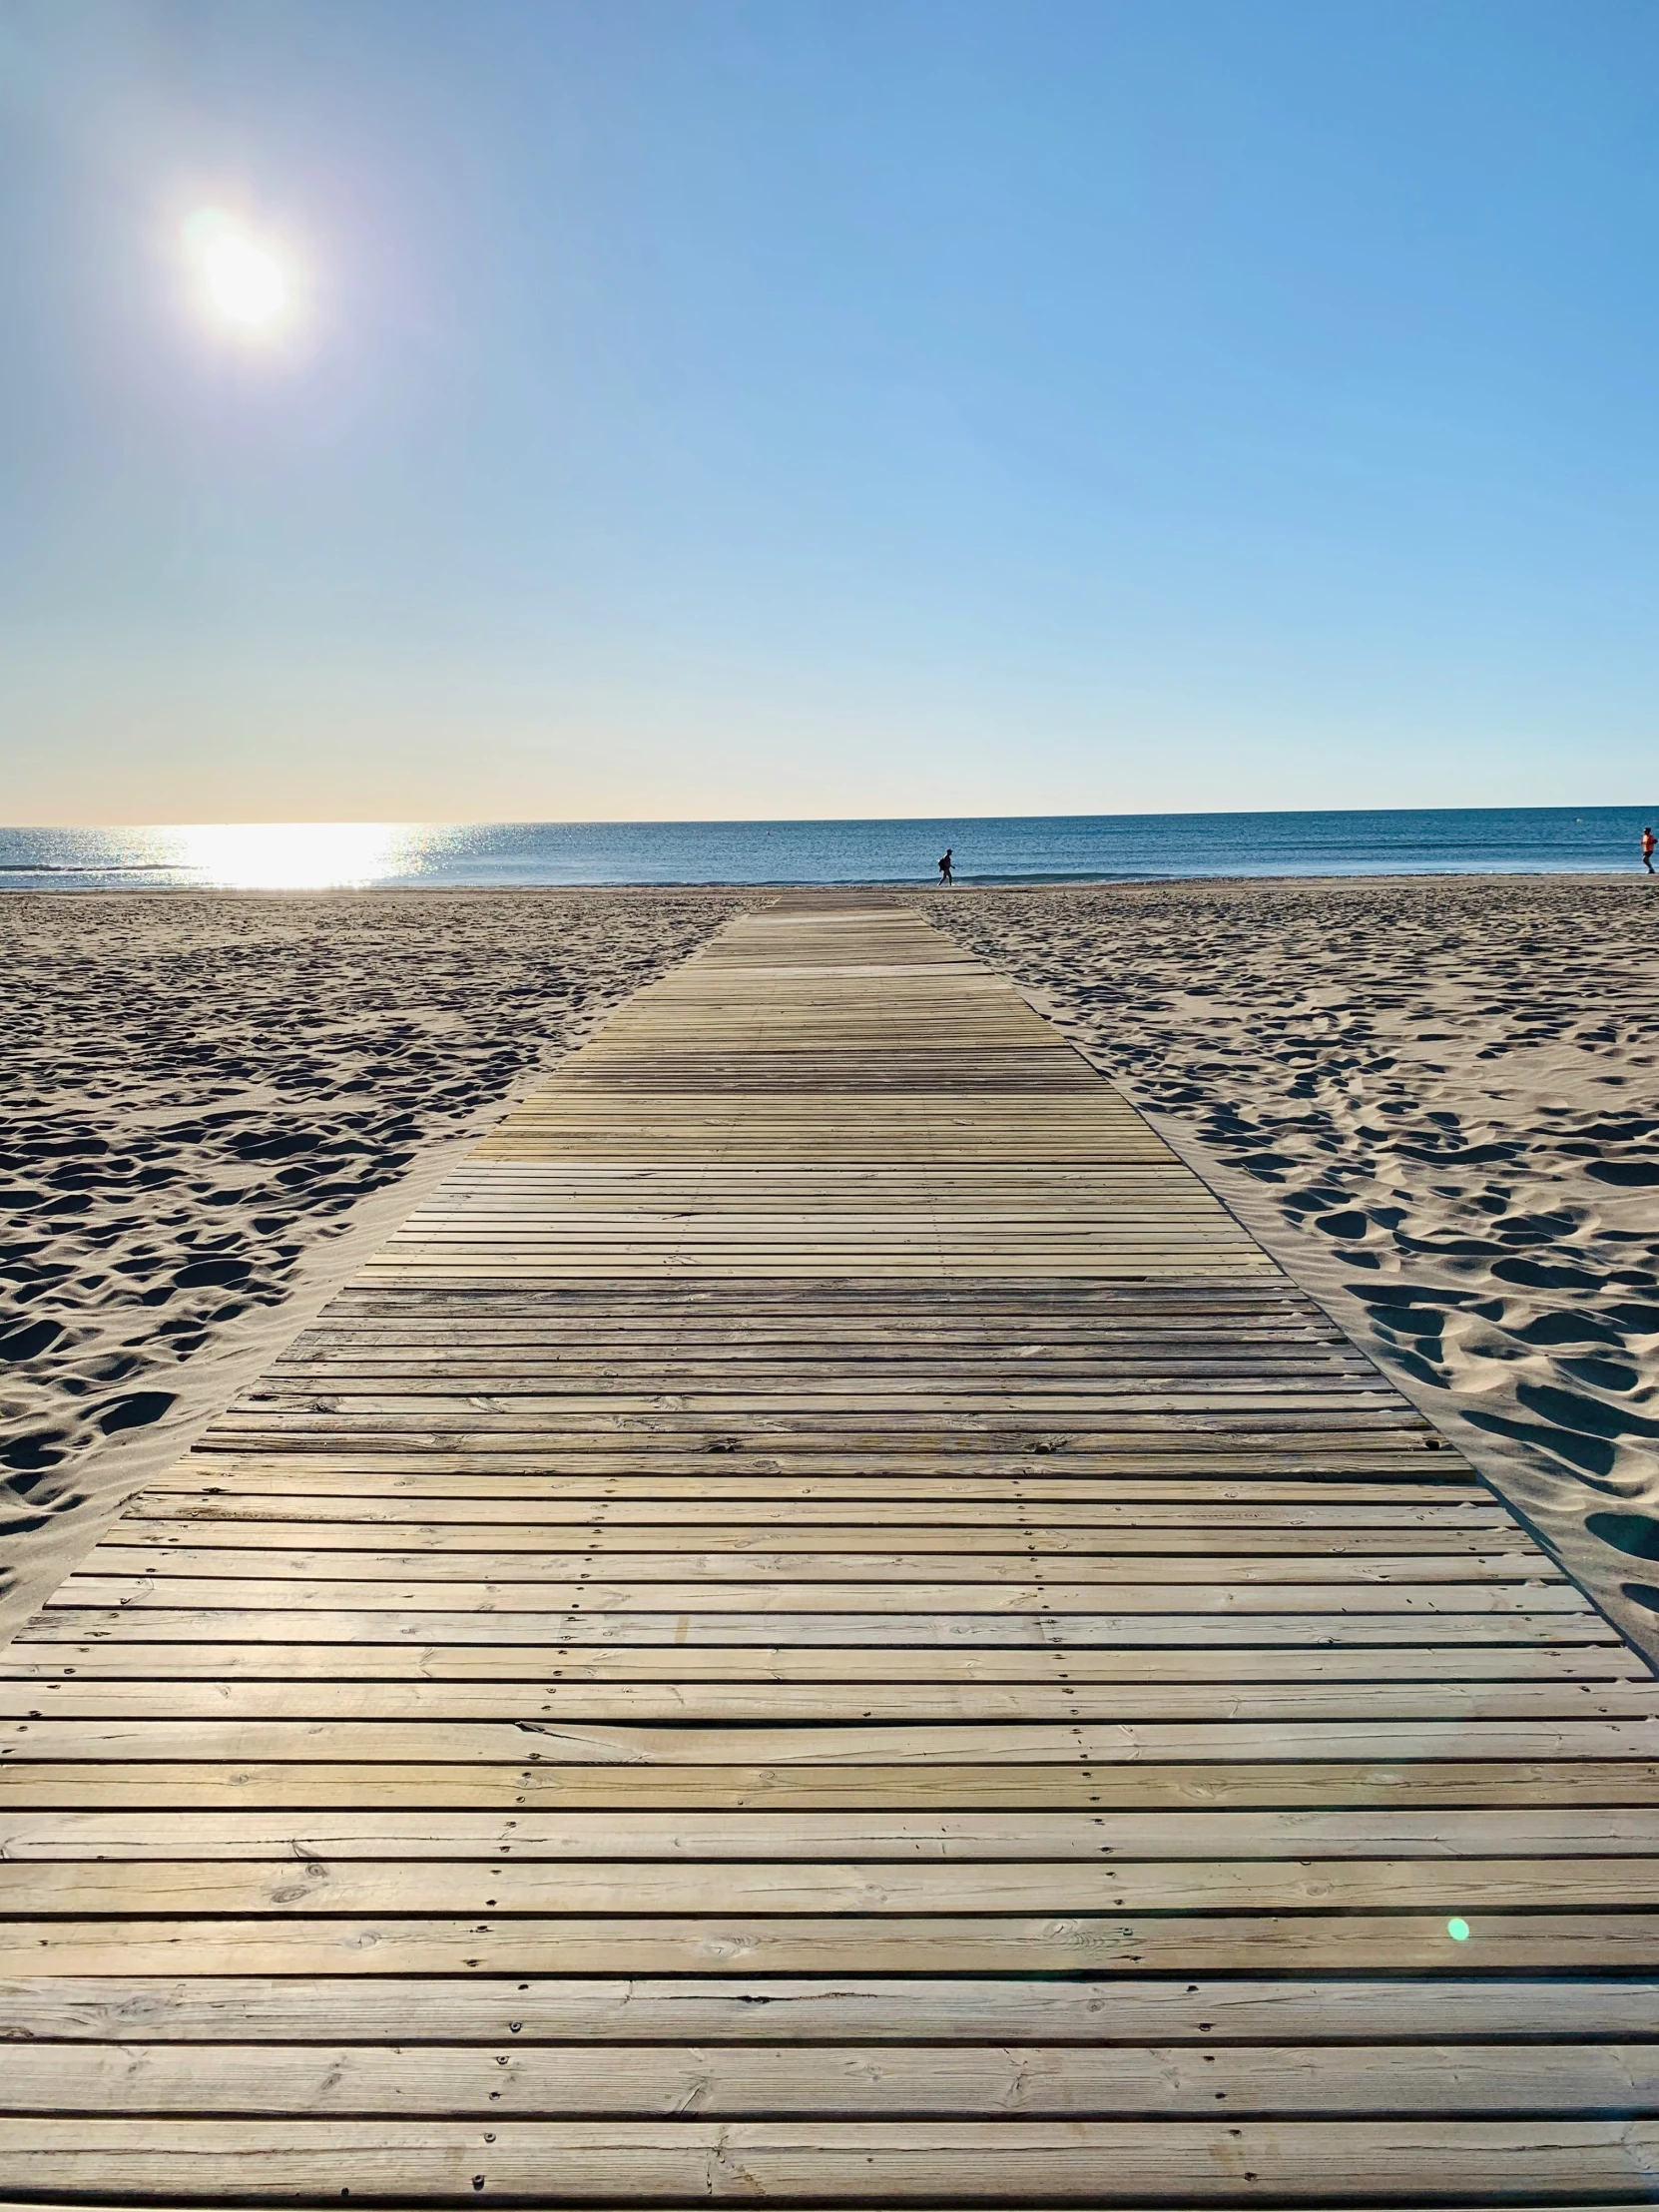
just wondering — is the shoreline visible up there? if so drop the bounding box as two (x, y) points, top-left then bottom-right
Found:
(4, 863), (1657, 894)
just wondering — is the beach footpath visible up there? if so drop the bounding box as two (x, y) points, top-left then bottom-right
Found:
(1, 891), (1656, 2204)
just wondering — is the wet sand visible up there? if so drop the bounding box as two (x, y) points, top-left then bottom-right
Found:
(0, 888), (752, 1638)
(925, 874), (1659, 1660)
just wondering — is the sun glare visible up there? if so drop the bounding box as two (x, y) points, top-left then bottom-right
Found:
(183, 208), (298, 340)
(167, 824), (412, 889)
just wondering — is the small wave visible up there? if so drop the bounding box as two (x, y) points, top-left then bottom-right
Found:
(0, 863), (185, 876)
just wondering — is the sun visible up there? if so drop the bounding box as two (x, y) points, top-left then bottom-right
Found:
(182, 207), (298, 340)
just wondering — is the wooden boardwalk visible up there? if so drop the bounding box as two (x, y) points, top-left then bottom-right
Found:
(2, 894), (1657, 2205)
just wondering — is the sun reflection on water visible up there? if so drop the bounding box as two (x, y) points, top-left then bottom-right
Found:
(161, 823), (423, 889)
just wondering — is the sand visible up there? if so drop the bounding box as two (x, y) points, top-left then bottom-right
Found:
(0, 888), (754, 1640)
(5, 874), (1658, 1661)
(924, 874), (1659, 1659)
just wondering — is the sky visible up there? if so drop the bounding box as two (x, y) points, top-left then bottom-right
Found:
(1, 0), (1656, 826)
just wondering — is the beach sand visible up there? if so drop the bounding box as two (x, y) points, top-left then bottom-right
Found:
(925, 874), (1659, 1659)
(5, 874), (1658, 1662)
(0, 888), (753, 1640)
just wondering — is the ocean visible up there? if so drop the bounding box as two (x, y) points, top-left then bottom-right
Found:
(0, 808), (1653, 892)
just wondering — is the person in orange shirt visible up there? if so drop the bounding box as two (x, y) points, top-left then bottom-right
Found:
(1644, 827), (1656, 875)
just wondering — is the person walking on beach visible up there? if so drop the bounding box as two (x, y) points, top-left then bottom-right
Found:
(937, 847), (954, 885)
(1644, 827), (1655, 875)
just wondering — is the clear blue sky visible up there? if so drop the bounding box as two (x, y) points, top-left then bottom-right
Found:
(2, 0), (1654, 824)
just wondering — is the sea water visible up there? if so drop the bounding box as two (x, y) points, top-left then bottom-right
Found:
(0, 808), (1654, 892)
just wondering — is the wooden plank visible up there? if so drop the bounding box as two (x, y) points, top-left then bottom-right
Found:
(2, 1971), (1654, 2039)
(52, 1577), (1590, 1614)
(7, 1716), (1655, 1761)
(103, 1519), (1523, 1555)
(3, 2039), (1657, 2117)
(5, 1761), (1658, 1810)
(6, 1677), (1655, 1721)
(7, 1641), (1637, 1680)
(10, 1911), (1659, 1974)
(6, 1855), (1659, 1916)
(1, 2116), (1658, 2197)
(76, 1540), (1563, 1581)
(142, 1476), (1497, 1505)
(169, 1447), (1477, 1476)
(5, 1807), (1656, 1859)
(22, 1604), (1623, 1645)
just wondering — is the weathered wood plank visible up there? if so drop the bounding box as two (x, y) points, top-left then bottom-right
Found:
(5, 1856), (1657, 1917)
(8, 1911), (1659, 1974)
(3, 1807), (1654, 1859)
(7, 1715), (1653, 1761)
(51, 1577), (1590, 1614)
(22, 1604), (1622, 1645)
(4, 1760), (1656, 1810)
(100, 1520), (1525, 1556)
(2, 2040), (1656, 2117)
(77, 1540), (1563, 1582)
(5, 1677), (1653, 1721)
(7, 1641), (1635, 1679)
(1, 2115), (1657, 2198)
(0, 1972), (1651, 2040)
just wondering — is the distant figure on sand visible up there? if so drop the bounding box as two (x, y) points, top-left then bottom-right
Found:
(1644, 828), (1655, 875)
(938, 847), (954, 885)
